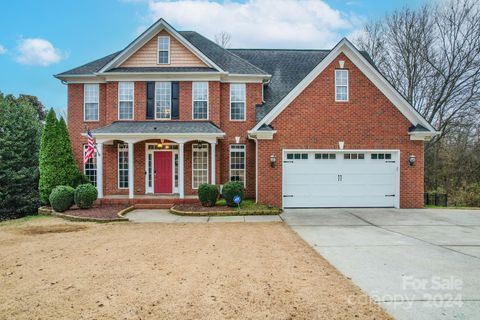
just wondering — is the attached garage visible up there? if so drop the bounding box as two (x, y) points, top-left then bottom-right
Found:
(282, 150), (400, 208)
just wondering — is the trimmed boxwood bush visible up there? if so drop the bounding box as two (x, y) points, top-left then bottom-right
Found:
(221, 181), (245, 207)
(74, 184), (98, 209)
(198, 183), (218, 207)
(49, 186), (75, 212)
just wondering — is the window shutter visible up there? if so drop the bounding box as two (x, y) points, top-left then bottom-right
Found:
(171, 81), (179, 120)
(146, 81), (154, 119)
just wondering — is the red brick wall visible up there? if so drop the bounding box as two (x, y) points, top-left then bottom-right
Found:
(256, 53), (424, 208)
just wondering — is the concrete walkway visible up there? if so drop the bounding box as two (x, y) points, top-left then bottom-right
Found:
(282, 208), (480, 320)
(126, 209), (282, 223)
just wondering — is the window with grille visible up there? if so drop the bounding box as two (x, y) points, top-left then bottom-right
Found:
(157, 36), (170, 64)
(118, 144), (128, 189)
(192, 143), (208, 189)
(83, 144), (97, 186)
(230, 83), (246, 120)
(192, 82), (208, 119)
(230, 144), (246, 185)
(155, 82), (171, 119)
(335, 69), (348, 101)
(118, 82), (134, 120)
(84, 84), (99, 121)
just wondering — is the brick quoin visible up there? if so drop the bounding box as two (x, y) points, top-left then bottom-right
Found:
(256, 53), (424, 208)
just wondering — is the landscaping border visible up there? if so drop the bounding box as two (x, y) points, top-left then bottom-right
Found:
(50, 210), (129, 223)
(170, 205), (282, 217)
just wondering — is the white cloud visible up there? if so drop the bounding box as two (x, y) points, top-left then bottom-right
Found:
(15, 38), (64, 66)
(0, 44), (6, 54)
(144, 0), (363, 48)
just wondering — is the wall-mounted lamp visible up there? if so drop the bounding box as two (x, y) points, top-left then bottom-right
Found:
(339, 141), (345, 150)
(408, 154), (416, 166)
(270, 154), (277, 168)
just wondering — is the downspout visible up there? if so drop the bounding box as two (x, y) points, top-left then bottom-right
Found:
(254, 137), (259, 203)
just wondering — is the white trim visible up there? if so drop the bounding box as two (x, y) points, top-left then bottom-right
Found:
(192, 81), (209, 120)
(247, 130), (276, 140)
(254, 138), (258, 203)
(144, 143), (180, 194)
(334, 69), (349, 102)
(229, 83), (246, 122)
(157, 35), (170, 65)
(117, 81), (134, 120)
(117, 143), (129, 189)
(252, 38), (437, 135)
(99, 19), (224, 73)
(154, 81), (172, 120)
(281, 148), (401, 209)
(83, 83), (99, 122)
(191, 143), (209, 189)
(128, 142), (134, 199)
(229, 144), (246, 187)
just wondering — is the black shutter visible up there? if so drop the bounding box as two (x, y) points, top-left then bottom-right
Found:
(171, 81), (179, 120)
(146, 81), (155, 119)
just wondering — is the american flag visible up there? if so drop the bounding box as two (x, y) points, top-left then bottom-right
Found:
(84, 130), (95, 164)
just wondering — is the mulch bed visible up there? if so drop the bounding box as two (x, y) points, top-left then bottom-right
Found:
(62, 205), (128, 220)
(174, 203), (233, 213)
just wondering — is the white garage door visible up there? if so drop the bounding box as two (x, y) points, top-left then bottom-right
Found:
(283, 150), (399, 208)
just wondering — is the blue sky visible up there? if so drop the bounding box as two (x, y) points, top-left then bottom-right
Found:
(0, 0), (423, 116)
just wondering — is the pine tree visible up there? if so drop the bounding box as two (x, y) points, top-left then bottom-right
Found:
(56, 117), (81, 187)
(0, 97), (41, 219)
(39, 109), (60, 204)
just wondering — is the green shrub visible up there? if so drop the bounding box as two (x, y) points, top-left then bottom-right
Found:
(198, 184), (218, 207)
(74, 184), (98, 209)
(221, 181), (245, 207)
(72, 172), (91, 188)
(49, 186), (75, 212)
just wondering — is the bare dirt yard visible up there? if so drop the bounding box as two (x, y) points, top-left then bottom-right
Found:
(0, 216), (392, 320)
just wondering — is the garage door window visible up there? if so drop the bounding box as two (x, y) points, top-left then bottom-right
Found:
(344, 153), (365, 160)
(315, 153), (336, 160)
(286, 153), (308, 160)
(371, 153), (392, 160)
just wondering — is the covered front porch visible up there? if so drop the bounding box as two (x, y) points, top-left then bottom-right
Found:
(88, 121), (225, 200)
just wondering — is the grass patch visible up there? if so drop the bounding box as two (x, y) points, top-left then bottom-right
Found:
(424, 205), (480, 210)
(216, 199), (280, 213)
(0, 214), (50, 226)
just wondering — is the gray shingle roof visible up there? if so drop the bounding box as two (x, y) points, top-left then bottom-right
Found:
(91, 121), (224, 135)
(104, 66), (219, 73)
(56, 52), (120, 76)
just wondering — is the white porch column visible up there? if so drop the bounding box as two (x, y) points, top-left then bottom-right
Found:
(210, 142), (216, 185)
(128, 142), (134, 199)
(178, 142), (185, 199)
(96, 142), (103, 198)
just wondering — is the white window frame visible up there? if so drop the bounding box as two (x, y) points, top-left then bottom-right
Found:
(154, 81), (171, 120)
(84, 84), (99, 121)
(335, 69), (349, 102)
(229, 83), (246, 121)
(192, 143), (209, 189)
(83, 144), (97, 186)
(192, 82), (209, 120)
(229, 144), (246, 186)
(157, 36), (170, 65)
(118, 82), (134, 120)
(118, 144), (129, 189)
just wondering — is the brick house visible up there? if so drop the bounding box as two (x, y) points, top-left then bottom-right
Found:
(55, 19), (437, 208)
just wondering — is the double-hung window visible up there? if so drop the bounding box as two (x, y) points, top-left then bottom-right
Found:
(84, 84), (99, 121)
(118, 82), (134, 120)
(155, 82), (171, 119)
(118, 144), (128, 189)
(157, 36), (170, 64)
(335, 69), (348, 101)
(83, 145), (97, 186)
(230, 144), (246, 186)
(230, 83), (246, 121)
(192, 143), (208, 189)
(192, 82), (208, 120)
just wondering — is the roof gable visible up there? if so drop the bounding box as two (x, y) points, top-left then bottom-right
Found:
(250, 38), (437, 135)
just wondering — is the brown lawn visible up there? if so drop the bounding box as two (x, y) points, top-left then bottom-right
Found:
(0, 216), (392, 320)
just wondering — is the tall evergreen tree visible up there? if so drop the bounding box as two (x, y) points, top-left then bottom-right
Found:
(0, 97), (41, 219)
(39, 109), (60, 204)
(56, 117), (82, 186)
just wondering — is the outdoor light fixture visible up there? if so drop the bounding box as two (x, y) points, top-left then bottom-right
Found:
(157, 139), (164, 149)
(270, 154), (276, 167)
(408, 154), (416, 166)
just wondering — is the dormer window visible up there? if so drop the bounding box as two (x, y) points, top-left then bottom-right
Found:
(335, 69), (348, 102)
(157, 36), (170, 64)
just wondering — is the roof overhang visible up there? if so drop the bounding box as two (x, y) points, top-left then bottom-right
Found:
(251, 38), (439, 138)
(247, 129), (276, 140)
(98, 19), (224, 73)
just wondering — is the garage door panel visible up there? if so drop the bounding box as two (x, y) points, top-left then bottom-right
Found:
(283, 151), (398, 208)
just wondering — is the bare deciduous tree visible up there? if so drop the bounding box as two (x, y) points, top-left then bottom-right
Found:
(214, 32), (232, 48)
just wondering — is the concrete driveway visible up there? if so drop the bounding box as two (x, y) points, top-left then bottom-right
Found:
(282, 208), (480, 320)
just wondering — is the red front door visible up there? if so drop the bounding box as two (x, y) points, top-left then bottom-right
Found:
(154, 152), (173, 193)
